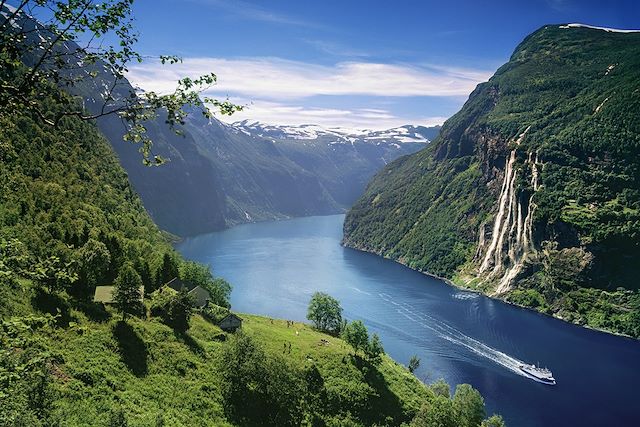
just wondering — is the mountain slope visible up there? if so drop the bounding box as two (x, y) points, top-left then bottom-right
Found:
(9, 8), (434, 237)
(343, 24), (640, 337)
(100, 110), (433, 236)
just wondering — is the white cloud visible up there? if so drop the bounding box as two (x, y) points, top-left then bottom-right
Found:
(213, 98), (447, 130)
(127, 56), (493, 100)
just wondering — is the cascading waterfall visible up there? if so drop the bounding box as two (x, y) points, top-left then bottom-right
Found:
(477, 127), (541, 294)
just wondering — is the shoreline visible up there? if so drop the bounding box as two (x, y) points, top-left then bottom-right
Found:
(341, 241), (636, 342)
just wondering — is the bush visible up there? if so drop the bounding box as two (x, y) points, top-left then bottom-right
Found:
(150, 287), (194, 332)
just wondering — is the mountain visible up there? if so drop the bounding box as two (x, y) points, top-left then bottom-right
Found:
(98, 106), (435, 236)
(126, 115), (435, 236)
(231, 120), (440, 145)
(343, 24), (640, 338)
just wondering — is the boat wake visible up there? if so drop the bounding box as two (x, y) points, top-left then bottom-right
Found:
(378, 293), (528, 378)
(452, 292), (480, 300)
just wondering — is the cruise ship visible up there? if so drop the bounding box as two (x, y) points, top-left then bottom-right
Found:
(519, 363), (556, 385)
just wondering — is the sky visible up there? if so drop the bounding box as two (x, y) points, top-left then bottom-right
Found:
(126, 0), (640, 130)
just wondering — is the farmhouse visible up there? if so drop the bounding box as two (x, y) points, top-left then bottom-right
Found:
(165, 277), (211, 308)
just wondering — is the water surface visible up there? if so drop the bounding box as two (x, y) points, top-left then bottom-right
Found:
(176, 214), (640, 427)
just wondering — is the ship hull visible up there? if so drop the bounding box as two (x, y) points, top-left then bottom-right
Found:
(519, 366), (556, 385)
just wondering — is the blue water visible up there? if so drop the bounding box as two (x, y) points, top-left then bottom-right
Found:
(176, 214), (640, 427)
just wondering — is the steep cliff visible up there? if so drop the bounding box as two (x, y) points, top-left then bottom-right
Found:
(344, 24), (640, 337)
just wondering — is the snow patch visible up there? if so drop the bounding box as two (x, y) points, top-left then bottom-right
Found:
(559, 23), (640, 33)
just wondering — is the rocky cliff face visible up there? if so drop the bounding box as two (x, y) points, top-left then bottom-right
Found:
(344, 24), (640, 337)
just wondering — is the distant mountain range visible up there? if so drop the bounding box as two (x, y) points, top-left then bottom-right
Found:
(231, 120), (440, 145)
(343, 24), (640, 338)
(98, 109), (437, 236)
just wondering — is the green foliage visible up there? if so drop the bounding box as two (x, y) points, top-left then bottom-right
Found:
(307, 291), (343, 334)
(112, 263), (142, 321)
(412, 382), (490, 427)
(179, 261), (231, 308)
(0, 0), (241, 164)
(411, 394), (458, 427)
(452, 384), (486, 427)
(481, 414), (506, 427)
(219, 331), (304, 426)
(342, 320), (369, 355)
(430, 379), (451, 398)
(0, 315), (56, 426)
(0, 94), (177, 316)
(156, 252), (180, 289)
(408, 355), (421, 373)
(76, 238), (111, 291)
(365, 333), (385, 365)
(32, 255), (77, 294)
(150, 287), (194, 333)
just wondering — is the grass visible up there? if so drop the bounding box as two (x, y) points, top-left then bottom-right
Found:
(3, 280), (431, 426)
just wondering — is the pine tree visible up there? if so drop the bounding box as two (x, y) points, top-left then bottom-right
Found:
(113, 263), (143, 321)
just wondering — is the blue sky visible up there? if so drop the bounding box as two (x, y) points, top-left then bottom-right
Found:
(126, 0), (640, 129)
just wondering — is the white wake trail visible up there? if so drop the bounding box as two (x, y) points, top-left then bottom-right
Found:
(379, 293), (527, 377)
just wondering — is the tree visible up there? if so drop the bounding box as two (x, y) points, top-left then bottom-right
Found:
(365, 333), (384, 364)
(306, 292), (343, 334)
(0, 0), (241, 165)
(77, 238), (111, 289)
(452, 384), (485, 427)
(481, 415), (506, 427)
(431, 379), (450, 398)
(219, 332), (304, 426)
(0, 315), (56, 426)
(341, 320), (369, 355)
(113, 263), (142, 321)
(411, 395), (459, 427)
(179, 261), (231, 308)
(150, 288), (194, 333)
(408, 355), (421, 373)
(33, 255), (77, 293)
(157, 252), (180, 287)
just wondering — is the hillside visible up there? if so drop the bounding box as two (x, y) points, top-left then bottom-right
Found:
(343, 24), (640, 338)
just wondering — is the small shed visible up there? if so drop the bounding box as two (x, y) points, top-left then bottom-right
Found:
(218, 313), (243, 332)
(93, 285), (144, 304)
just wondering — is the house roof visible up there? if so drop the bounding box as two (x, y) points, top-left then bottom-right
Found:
(166, 277), (196, 292)
(188, 285), (211, 307)
(93, 285), (144, 304)
(219, 313), (243, 324)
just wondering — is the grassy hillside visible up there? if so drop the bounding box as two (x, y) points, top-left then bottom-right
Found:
(344, 24), (640, 338)
(1, 276), (433, 426)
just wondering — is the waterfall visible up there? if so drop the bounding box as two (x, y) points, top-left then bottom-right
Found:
(476, 128), (540, 294)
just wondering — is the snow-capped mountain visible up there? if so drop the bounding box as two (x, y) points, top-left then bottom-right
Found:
(231, 120), (440, 146)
